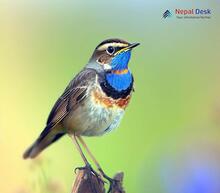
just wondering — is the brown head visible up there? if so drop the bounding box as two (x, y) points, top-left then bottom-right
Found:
(87, 38), (139, 72)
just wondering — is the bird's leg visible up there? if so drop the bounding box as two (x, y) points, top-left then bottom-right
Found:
(70, 134), (101, 180)
(77, 136), (102, 170)
(78, 136), (119, 192)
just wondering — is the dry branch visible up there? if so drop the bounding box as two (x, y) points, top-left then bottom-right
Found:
(71, 168), (125, 193)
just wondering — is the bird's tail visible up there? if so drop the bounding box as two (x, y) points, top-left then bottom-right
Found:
(23, 126), (65, 159)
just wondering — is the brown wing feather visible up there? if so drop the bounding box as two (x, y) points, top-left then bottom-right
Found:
(23, 68), (97, 159)
(46, 68), (97, 126)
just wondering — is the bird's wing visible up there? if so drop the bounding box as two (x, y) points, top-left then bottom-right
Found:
(46, 68), (97, 128)
(23, 68), (98, 159)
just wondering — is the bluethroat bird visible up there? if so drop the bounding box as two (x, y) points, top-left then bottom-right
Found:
(23, 38), (139, 186)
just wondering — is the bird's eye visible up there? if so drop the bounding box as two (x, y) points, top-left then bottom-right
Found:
(106, 46), (115, 55)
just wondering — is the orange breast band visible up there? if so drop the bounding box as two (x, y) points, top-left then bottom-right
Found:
(93, 89), (131, 109)
(111, 69), (129, 75)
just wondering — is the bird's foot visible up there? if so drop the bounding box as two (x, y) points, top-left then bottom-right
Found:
(98, 169), (120, 193)
(75, 164), (104, 183)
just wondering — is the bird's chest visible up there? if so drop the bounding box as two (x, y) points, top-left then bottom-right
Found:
(83, 92), (126, 135)
(65, 86), (131, 136)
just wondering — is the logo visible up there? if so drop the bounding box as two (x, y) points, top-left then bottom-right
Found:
(175, 9), (211, 15)
(175, 9), (211, 19)
(163, 10), (172, 18)
(162, 8), (211, 19)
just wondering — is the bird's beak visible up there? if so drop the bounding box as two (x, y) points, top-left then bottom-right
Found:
(114, 42), (140, 55)
(127, 42), (140, 50)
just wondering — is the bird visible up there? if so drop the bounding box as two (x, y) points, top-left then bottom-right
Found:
(23, 38), (139, 187)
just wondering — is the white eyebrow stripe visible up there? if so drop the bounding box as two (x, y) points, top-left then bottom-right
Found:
(97, 42), (128, 50)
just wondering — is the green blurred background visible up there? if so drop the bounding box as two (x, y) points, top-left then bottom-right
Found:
(0, 1), (220, 193)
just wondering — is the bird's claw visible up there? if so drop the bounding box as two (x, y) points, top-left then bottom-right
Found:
(74, 164), (104, 183)
(74, 164), (91, 173)
(106, 178), (119, 193)
(99, 170), (119, 193)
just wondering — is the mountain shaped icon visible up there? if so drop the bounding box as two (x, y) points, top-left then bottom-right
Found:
(163, 10), (172, 18)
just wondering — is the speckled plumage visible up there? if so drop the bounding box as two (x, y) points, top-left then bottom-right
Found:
(23, 38), (139, 159)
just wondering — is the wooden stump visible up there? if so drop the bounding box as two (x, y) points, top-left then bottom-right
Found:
(71, 168), (125, 193)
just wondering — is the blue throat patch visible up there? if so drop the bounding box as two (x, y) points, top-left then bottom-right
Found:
(106, 51), (132, 91)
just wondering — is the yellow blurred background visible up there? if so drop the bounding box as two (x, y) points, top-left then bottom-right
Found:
(0, 1), (220, 193)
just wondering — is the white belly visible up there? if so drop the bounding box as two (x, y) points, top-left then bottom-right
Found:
(63, 97), (124, 136)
